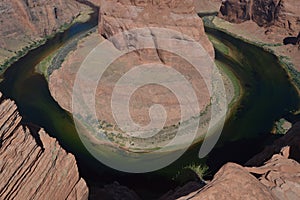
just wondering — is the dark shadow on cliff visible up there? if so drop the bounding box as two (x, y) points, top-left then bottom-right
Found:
(25, 122), (45, 150)
(283, 32), (300, 45)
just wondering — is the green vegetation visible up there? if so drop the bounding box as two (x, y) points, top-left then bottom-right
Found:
(202, 16), (282, 49)
(0, 9), (93, 77)
(0, 39), (46, 75)
(173, 163), (209, 185)
(208, 35), (230, 55)
(273, 118), (291, 135)
(279, 56), (300, 93)
(184, 163), (209, 180)
(215, 60), (242, 109)
(207, 32), (242, 111)
(36, 52), (56, 79)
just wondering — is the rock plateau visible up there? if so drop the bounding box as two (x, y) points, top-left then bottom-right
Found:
(49, 0), (217, 150)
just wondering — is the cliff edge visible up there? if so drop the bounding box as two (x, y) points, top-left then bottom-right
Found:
(0, 92), (88, 200)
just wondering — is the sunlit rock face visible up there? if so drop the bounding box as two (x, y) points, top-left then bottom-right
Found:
(99, 0), (215, 58)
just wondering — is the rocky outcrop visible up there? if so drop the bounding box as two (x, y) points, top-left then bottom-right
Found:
(165, 147), (300, 200)
(99, 0), (215, 58)
(162, 120), (300, 200)
(0, 92), (88, 199)
(219, 0), (251, 23)
(0, 0), (89, 65)
(95, 0), (214, 127)
(219, 0), (300, 34)
(194, 0), (222, 15)
(246, 146), (300, 200)
(173, 163), (277, 200)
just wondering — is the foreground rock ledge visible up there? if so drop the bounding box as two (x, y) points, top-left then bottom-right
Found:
(0, 92), (88, 200)
(162, 122), (300, 200)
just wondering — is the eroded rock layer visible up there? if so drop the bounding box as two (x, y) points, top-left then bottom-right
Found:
(219, 0), (300, 34)
(0, 92), (88, 200)
(0, 0), (89, 65)
(99, 0), (215, 57)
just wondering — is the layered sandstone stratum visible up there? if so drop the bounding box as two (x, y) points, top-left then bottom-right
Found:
(0, 0), (90, 67)
(0, 92), (88, 199)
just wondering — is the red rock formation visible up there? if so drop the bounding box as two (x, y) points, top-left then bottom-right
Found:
(219, 0), (251, 23)
(219, 0), (300, 34)
(246, 147), (300, 200)
(163, 148), (300, 199)
(0, 0), (89, 64)
(50, 0), (215, 139)
(0, 92), (88, 199)
(99, 0), (215, 58)
(194, 0), (222, 14)
(180, 163), (278, 199)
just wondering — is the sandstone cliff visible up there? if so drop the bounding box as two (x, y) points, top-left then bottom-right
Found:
(194, 0), (222, 15)
(0, 92), (88, 200)
(0, 0), (89, 66)
(219, 0), (300, 34)
(99, 0), (215, 57)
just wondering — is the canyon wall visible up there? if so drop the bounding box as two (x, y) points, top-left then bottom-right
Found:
(0, 92), (88, 199)
(0, 0), (89, 66)
(219, 0), (300, 34)
(194, 0), (222, 14)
